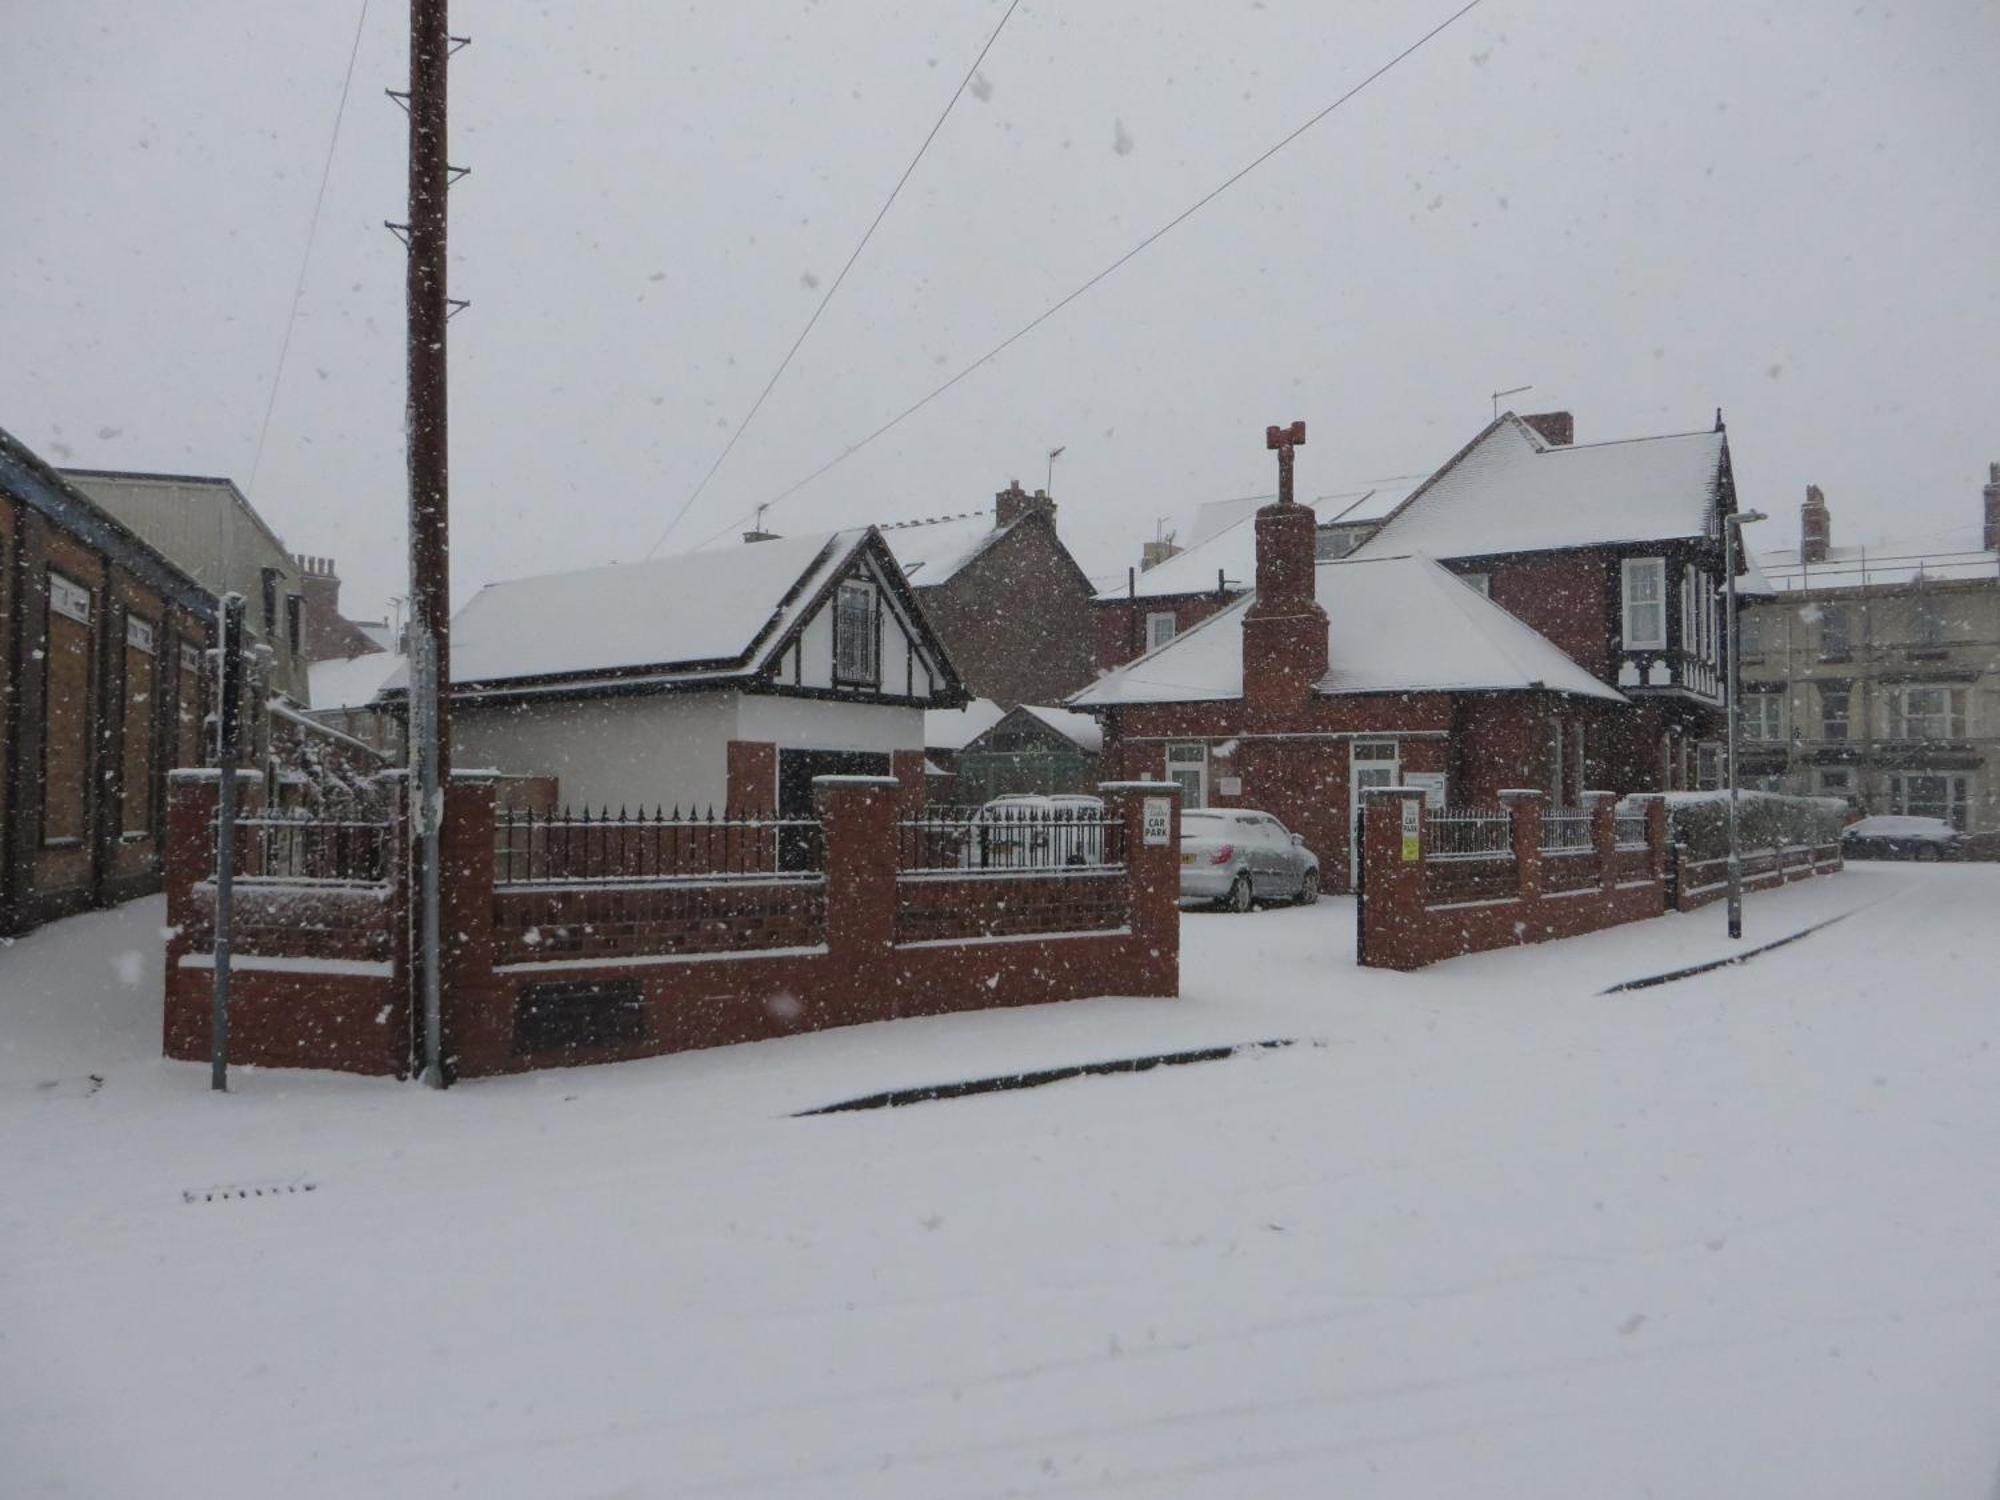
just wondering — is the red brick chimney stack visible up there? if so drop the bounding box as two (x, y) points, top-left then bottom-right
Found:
(995, 480), (1055, 529)
(1983, 462), (1999, 553)
(1801, 484), (1832, 564)
(1242, 422), (1329, 725)
(1521, 411), (1574, 447)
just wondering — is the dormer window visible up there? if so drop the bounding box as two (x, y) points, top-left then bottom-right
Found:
(833, 579), (879, 685)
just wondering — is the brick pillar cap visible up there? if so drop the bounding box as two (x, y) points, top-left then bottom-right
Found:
(812, 773), (902, 789)
(1098, 779), (1180, 794)
(168, 767), (263, 784)
(1579, 789), (1619, 804)
(449, 767), (503, 784)
(1497, 788), (1547, 802)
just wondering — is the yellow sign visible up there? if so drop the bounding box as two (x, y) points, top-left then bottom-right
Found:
(1400, 798), (1422, 863)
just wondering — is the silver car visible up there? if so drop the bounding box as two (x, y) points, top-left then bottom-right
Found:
(1178, 808), (1321, 911)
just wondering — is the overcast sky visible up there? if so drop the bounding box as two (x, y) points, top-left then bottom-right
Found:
(5, 1), (1996, 624)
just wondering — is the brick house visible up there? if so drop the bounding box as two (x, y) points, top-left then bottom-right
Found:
(872, 481), (1098, 707)
(1, 428), (214, 934)
(387, 527), (967, 824)
(1349, 410), (1745, 791)
(1073, 495), (1627, 889)
(293, 553), (390, 662)
(1740, 469), (2000, 846)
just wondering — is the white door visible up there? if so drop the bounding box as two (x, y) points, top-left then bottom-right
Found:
(1164, 742), (1206, 809)
(1349, 739), (1400, 883)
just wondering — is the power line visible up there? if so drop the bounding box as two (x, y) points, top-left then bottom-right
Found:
(643, 0), (1022, 559)
(247, 0), (372, 497)
(709, 0), (1487, 545)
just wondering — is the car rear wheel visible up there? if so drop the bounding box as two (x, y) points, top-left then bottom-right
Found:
(1296, 868), (1320, 905)
(1222, 873), (1253, 913)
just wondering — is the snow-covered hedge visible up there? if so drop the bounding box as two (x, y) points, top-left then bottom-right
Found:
(1622, 790), (1846, 863)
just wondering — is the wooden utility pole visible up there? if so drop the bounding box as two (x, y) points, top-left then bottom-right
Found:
(405, 0), (452, 1087)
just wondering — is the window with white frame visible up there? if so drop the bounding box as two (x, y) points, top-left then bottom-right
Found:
(1164, 742), (1207, 809)
(1742, 688), (1786, 742)
(49, 572), (91, 625)
(832, 579), (879, 684)
(1886, 684), (1968, 742)
(1890, 772), (1971, 831)
(1819, 684), (1851, 741)
(1146, 611), (1177, 651)
(1620, 557), (1666, 649)
(180, 643), (203, 674)
(125, 615), (156, 654)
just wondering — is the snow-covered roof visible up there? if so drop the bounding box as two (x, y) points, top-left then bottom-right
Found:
(1016, 703), (1104, 754)
(308, 652), (404, 711)
(388, 530), (865, 690)
(1095, 503), (1313, 603)
(1071, 553), (1626, 708)
(1355, 415), (1727, 561)
(877, 510), (1003, 586)
(924, 698), (1008, 751)
(1753, 524), (1999, 592)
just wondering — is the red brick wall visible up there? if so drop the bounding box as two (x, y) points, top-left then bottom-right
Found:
(1486, 552), (1611, 680)
(161, 773), (1182, 1079)
(1092, 592), (1237, 675)
(1360, 788), (1669, 969)
(917, 515), (1098, 706)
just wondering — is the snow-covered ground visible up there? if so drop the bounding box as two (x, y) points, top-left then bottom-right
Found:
(4, 865), (1997, 1498)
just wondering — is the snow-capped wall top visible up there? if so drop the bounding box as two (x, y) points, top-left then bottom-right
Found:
(1070, 553), (1627, 708)
(1355, 415), (1728, 561)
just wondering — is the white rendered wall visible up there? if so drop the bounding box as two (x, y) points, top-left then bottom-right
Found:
(734, 695), (924, 757)
(453, 692), (738, 811)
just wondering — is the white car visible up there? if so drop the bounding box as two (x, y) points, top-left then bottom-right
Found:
(1178, 808), (1321, 911)
(965, 794), (1108, 868)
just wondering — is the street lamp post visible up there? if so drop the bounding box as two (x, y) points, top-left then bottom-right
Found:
(1724, 508), (1768, 939)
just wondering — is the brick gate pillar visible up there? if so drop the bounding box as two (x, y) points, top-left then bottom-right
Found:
(1500, 789), (1546, 904)
(438, 773), (500, 1077)
(1358, 785), (1429, 970)
(1582, 789), (1618, 893)
(815, 774), (901, 1013)
(1099, 780), (1181, 996)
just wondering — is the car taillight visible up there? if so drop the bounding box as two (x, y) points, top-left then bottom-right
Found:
(1209, 843), (1234, 865)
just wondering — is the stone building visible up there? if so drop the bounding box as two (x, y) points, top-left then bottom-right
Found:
(61, 466), (313, 702)
(1740, 469), (2000, 849)
(1, 428), (214, 934)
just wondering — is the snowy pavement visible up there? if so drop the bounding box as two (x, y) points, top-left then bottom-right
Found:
(3, 865), (1998, 1497)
